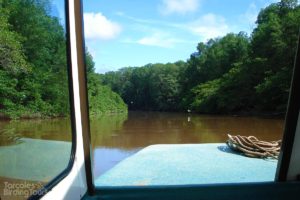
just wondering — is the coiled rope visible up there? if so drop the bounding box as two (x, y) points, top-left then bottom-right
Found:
(226, 134), (281, 159)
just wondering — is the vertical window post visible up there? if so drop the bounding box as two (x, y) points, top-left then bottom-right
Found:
(70, 0), (94, 194)
(276, 32), (300, 181)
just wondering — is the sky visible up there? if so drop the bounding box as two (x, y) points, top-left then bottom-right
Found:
(53, 0), (279, 74)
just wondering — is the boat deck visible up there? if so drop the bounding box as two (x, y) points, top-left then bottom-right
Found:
(0, 138), (71, 182)
(95, 143), (277, 186)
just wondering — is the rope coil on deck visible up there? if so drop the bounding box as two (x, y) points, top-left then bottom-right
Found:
(226, 134), (281, 159)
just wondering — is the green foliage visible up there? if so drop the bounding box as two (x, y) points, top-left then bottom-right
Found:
(101, 62), (186, 111)
(183, 32), (249, 90)
(249, 0), (300, 113)
(190, 62), (257, 113)
(86, 52), (127, 115)
(88, 83), (128, 115)
(1, 0), (298, 117)
(0, 0), (127, 119)
(102, 0), (298, 115)
(183, 0), (299, 115)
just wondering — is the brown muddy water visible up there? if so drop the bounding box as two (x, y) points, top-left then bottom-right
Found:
(0, 111), (284, 179)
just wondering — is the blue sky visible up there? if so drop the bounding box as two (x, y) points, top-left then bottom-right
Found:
(53, 0), (279, 73)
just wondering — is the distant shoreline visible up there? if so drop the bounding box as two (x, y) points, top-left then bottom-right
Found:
(0, 109), (285, 121)
(0, 110), (128, 121)
(119, 110), (285, 119)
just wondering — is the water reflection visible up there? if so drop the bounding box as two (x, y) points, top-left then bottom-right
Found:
(0, 128), (21, 146)
(90, 111), (284, 176)
(0, 118), (72, 200)
(91, 112), (283, 149)
(0, 118), (72, 143)
(0, 112), (284, 178)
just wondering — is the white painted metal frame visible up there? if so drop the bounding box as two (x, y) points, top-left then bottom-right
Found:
(41, 0), (88, 199)
(41, 0), (300, 199)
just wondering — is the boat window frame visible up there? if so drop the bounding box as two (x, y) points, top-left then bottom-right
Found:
(275, 30), (300, 182)
(75, 0), (300, 198)
(28, 0), (78, 199)
(89, 49), (300, 198)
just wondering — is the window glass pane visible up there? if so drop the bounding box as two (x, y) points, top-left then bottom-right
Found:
(83, 0), (297, 186)
(0, 0), (72, 199)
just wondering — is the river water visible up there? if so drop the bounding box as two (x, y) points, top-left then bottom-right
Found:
(0, 111), (284, 178)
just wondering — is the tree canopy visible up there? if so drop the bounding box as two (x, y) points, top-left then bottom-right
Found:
(101, 0), (300, 115)
(1, 0), (298, 118)
(0, 0), (127, 119)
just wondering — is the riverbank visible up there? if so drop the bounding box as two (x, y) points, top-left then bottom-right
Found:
(0, 108), (285, 122)
(127, 109), (286, 119)
(0, 109), (127, 121)
(0, 112), (67, 121)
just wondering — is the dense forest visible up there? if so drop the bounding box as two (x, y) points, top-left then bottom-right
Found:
(1, 0), (299, 119)
(0, 0), (126, 119)
(101, 0), (300, 115)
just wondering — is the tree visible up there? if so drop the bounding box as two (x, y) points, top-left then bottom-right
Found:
(100, 0), (299, 116)
(250, 0), (300, 112)
(0, 0), (127, 118)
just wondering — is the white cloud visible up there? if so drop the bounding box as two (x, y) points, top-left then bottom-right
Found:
(243, 3), (258, 24)
(137, 32), (179, 48)
(84, 12), (122, 40)
(119, 13), (230, 41)
(122, 31), (192, 48)
(159, 0), (200, 15)
(119, 12), (231, 44)
(187, 13), (230, 41)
